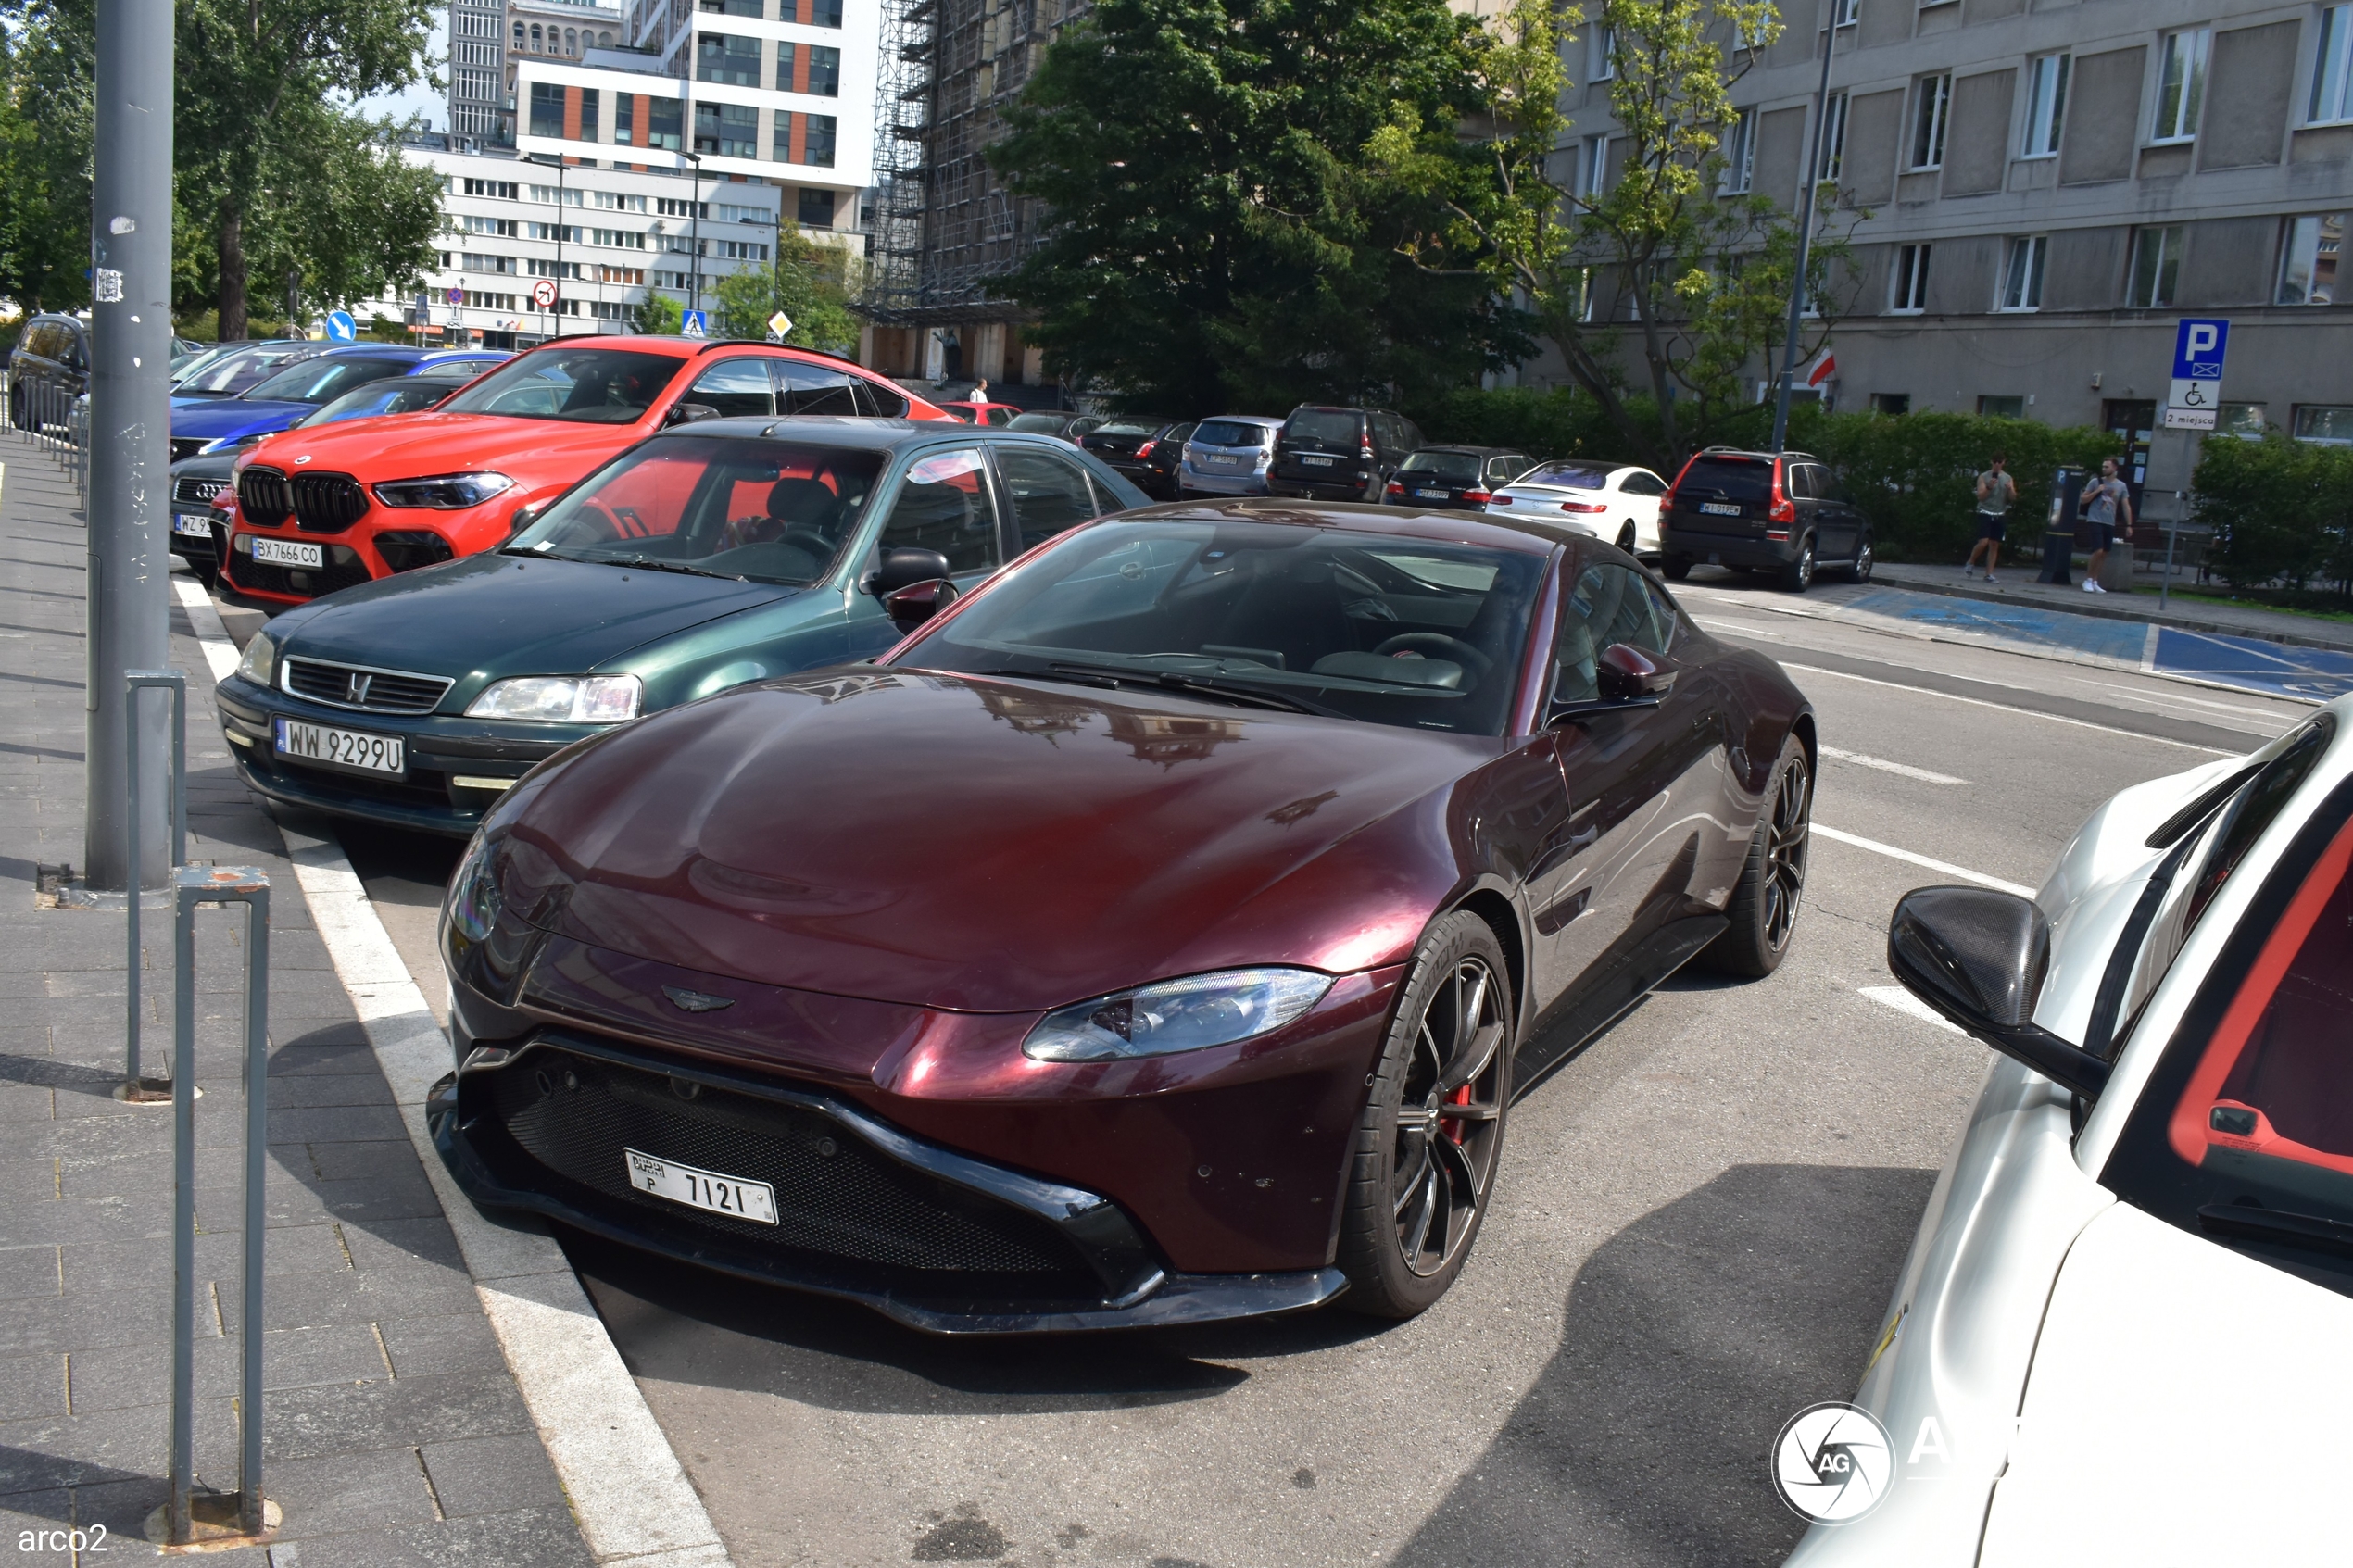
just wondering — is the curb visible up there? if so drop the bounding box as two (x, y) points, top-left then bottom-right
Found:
(171, 574), (735, 1568)
(1872, 569), (2353, 656)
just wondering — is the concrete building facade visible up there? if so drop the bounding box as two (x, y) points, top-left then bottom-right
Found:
(1546, 0), (2353, 528)
(448, 0), (624, 147)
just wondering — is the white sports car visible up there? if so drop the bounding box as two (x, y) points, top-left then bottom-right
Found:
(1484, 460), (1668, 558)
(1787, 702), (2353, 1563)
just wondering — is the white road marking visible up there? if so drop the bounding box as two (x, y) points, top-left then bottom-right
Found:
(1780, 661), (2235, 756)
(1813, 823), (2038, 897)
(2064, 675), (2284, 722)
(1817, 745), (1965, 785)
(170, 572), (735, 1568)
(1859, 985), (1964, 1035)
(1692, 614), (1788, 640)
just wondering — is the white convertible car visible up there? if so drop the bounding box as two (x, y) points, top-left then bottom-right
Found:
(1788, 702), (2353, 1563)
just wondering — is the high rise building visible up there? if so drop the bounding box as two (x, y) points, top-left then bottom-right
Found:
(447, 0), (624, 147)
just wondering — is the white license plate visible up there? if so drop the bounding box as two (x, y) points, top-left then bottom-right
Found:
(1699, 502), (1743, 517)
(251, 536), (323, 568)
(273, 718), (404, 775)
(1207, 455), (1241, 467)
(626, 1148), (778, 1225)
(174, 512), (215, 538)
(1300, 454), (1335, 467)
(1416, 488), (1449, 499)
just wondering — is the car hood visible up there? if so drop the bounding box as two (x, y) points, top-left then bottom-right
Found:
(173, 399), (310, 441)
(270, 553), (799, 679)
(246, 408), (652, 484)
(500, 671), (1498, 1012)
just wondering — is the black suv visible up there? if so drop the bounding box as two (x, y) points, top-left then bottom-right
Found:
(6, 313), (91, 433)
(1267, 406), (1425, 502)
(1659, 447), (1872, 592)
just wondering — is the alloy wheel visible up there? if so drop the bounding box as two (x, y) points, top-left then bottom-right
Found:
(1854, 541), (1874, 582)
(1390, 955), (1507, 1277)
(1762, 756), (1812, 952)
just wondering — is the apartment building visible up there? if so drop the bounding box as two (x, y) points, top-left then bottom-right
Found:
(359, 138), (784, 347)
(448, 0), (624, 147)
(1555, 0), (2353, 525)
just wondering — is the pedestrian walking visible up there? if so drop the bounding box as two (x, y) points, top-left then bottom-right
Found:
(1965, 454), (2016, 582)
(2081, 458), (2133, 593)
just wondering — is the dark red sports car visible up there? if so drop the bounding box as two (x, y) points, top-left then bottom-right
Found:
(432, 497), (1815, 1332)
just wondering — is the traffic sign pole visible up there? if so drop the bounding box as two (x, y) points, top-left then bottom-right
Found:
(2158, 318), (2229, 608)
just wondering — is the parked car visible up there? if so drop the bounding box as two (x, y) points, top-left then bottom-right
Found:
(170, 366), (492, 585)
(939, 400), (1023, 426)
(217, 337), (951, 606)
(1488, 460), (1671, 557)
(1003, 410), (1106, 443)
(170, 337), (208, 371)
(170, 339), (334, 402)
(170, 342), (252, 389)
(1177, 415), (1283, 496)
(1266, 405), (1425, 502)
(425, 494), (1817, 1334)
(1659, 446), (1872, 592)
(1787, 708), (2352, 1565)
(170, 345), (507, 461)
(215, 419), (1147, 836)
(1079, 419), (1194, 499)
(1382, 446), (1532, 512)
(6, 313), (90, 432)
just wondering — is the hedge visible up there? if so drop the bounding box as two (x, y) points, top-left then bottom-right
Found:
(2191, 430), (2353, 598)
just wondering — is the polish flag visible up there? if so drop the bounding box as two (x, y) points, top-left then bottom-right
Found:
(1805, 348), (1838, 388)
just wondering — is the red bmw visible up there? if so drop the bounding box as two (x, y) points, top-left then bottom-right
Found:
(432, 498), (1815, 1332)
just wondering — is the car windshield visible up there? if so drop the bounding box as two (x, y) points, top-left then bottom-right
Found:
(1400, 451), (1483, 483)
(1194, 420), (1272, 448)
(1678, 457), (1773, 503)
(1516, 463), (1608, 491)
(510, 435), (881, 585)
(1005, 413), (1069, 433)
(170, 345), (238, 384)
(896, 518), (1545, 735)
(300, 379), (451, 427)
(440, 347), (682, 422)
(243, 357), (417, 405)
(176, 345), (314, 395)
(1284, 410), (1363, 450)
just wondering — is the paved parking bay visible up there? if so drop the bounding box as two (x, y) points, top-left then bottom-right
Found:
(308, 567), (2309, 1568)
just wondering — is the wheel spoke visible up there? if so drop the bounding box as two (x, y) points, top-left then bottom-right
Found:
(1392, 1141), (1431, 1219)
(1454, 964), (1488, 1056)
(1436, 1098), (1502, 1124)
(1402, 1163), (1440, 1263)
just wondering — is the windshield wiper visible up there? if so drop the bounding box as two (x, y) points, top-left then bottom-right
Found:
(1042, 661), (1335, 717)
(579, 555), (743, 581)
(2199, 1203), (2353, 1262)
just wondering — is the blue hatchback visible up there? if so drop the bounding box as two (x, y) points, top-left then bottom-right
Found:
(169, 346), (506, 462)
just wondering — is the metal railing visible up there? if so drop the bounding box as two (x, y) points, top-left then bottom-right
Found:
(124, 670), (187, 1098)
(0, 370), (90, 505)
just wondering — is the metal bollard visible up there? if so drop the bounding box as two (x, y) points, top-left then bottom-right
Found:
(169, 866), (270, 1543)
(124, 670), (187, 1095)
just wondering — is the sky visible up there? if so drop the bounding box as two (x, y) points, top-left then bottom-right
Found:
(356, 12), (450, 132)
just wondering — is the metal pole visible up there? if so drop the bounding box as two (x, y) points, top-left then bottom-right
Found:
(169, 873), (197, 1542)
(85, 0), (176, 892)
(122, 670), (184, 1091)
(237, 881), (271, 1535)
(1769, 9), (1839, 455)
(688, 152), (704, 320)
(556, 157), (567, 338)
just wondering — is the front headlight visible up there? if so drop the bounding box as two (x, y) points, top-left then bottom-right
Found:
(234, 631), (277, 687)
(465, 673), (642, 723)
(372, 471), (514, 509)
(443, 831), (504, 947)
(1022, 968), (1333, 1062)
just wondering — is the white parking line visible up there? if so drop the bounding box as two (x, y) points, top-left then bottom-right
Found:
(1814, 823), (2038, 897)
(1692, 614), (1788, 640)
(1781, 661), (2235, 756)
(170, 573), (735, 1568)
(1817, 745), (1965, 785)
(1859, 985), (1964, 1035)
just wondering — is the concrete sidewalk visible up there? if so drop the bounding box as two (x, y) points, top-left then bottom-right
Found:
(0, 434), (594, 1566)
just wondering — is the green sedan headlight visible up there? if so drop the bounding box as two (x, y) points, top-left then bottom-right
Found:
(234, 630), (277, 687)
(465, 674), (643, 723)
(1023, 968), (1334, 1062)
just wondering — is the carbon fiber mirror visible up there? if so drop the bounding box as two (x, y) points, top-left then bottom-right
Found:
(1888, 886), (2110, 1100)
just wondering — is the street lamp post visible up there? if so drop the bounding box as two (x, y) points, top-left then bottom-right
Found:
(1769, 16), (1842, 456)
(531, 150), (570, 338)
(685, 149), (704, 320)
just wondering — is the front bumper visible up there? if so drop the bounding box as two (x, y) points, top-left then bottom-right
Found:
(216, 674), (589, 836)
(429, 1033), (1350, 1335)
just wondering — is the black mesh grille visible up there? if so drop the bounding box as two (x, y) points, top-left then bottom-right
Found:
(375, 531), (456, 574)
(292, 472), (371, 533)
(173, 475), (230, 507)
(170, 437), (210, 463)
(223, 543), (373, 599)
(487, 1047), (1094, 1282)
(282, 658), (453, 714)
(239, 468), (293, 527)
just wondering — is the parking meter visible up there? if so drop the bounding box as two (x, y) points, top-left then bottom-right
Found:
(2040, 465), (2085, 584)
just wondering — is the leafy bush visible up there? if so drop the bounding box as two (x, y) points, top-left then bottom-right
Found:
(2192, 431), (2353, 596)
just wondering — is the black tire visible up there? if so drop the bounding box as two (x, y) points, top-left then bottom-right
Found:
(1845, 536), (1874, 583)
(1780, 536), (1817, 593)
(1337, 909), (1513, 1320)
(1661, 554), (1692, 581)
(1703, 736), (1811, 978)
(1617, 521), (1637, 554)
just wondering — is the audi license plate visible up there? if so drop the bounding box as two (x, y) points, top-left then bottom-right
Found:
(1699, 502), (1743, 517)
(251, 537), (323, 568)
(1300, 454), (1335, 467)
(173, 512), (214, 538)
(273, 718), (403, 776)
(625, 1148), (778, 1225)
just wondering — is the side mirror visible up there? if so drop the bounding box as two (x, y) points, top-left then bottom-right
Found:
(663, 401), (722, 428)
(509, 502), (546, 536)
(883, 577), (959, 628)
(1596, 643), (1678, 701)
(1886, 886), (2112, 1101)
(868, 546), (954, 597)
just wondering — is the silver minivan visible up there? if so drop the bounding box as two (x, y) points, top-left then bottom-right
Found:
(1177, 414), (1284, 496)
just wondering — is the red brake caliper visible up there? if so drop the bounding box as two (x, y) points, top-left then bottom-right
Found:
(1442, 1084), (1472, 1144)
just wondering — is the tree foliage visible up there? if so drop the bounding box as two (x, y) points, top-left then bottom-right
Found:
(1370, 0), (1857, 467)
(0, 8), (96, 312)
(634, 291), (684, 336)
(712, 229), (861, 351)
(988, 0), (1529, 415)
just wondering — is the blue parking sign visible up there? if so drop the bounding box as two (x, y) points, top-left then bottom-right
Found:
(2172, 319), (2228, 381)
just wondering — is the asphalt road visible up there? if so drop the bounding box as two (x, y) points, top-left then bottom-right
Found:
(309, 567), (2311, 1568)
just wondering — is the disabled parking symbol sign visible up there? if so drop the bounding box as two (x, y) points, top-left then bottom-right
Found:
(2165, 318), (2228, 431)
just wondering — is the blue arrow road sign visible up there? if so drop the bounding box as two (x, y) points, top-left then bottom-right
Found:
(2173, 318), (2229, 380)
(325, 310), (357, 342)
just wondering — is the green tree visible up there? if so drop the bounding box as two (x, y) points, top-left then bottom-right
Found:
(0, 11), (95, 312)
(2193, 430), (2353, 596)
(712, 229), (861, 350)
(989, 0), (1527, 415)
(1371, 0), (1855, 468)
(634, 292), (684, 335)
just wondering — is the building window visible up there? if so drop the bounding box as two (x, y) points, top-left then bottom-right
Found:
(699, 0), (762, 12)
(530, 22), (542, 50)
(1721, 108), (1755, 194)
(695, 100), (759, 158)
(717, 240), (768, 260)
(1816, 92), (1849, 182)
(616, 94), (635, 144)
(529, 82), (563, 139)
(1977, 395), (2026, 419)
(2128, 226), (2183, 308)
(2217, 403), (2268, 438)
(1577, 134), (1610, 199)
(512, 20), (523, 45)
(2314, 6), (2353, 123)
(698, 33), (761, 87)
(595, 190), (648, 212)
(648, 96), (683, 151)
(1997, 235), (2046, 311)
(1869, 393), (1910, 417)
(462, 178), (518, 199)
(2279, 212), (2346, 305)
(2293, 405), (2353, 444)
(1831, 0), (1858, 24)
(1910, 74), (1951, 169)
(563, 28), (577, 55)
(805, 114), (837, 167)
(2021, 54), (2070, 158)
(2154, 29), (2210, 143)
(811, 0), (841, 24)
(798, 187), (836, 227)
(776, 40), (795, 90)
(580, 88), (599, 140)
(1592, 24), (1616, 82)
(807, 44), (840, 96)
(1889, 244), (1930, 313)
